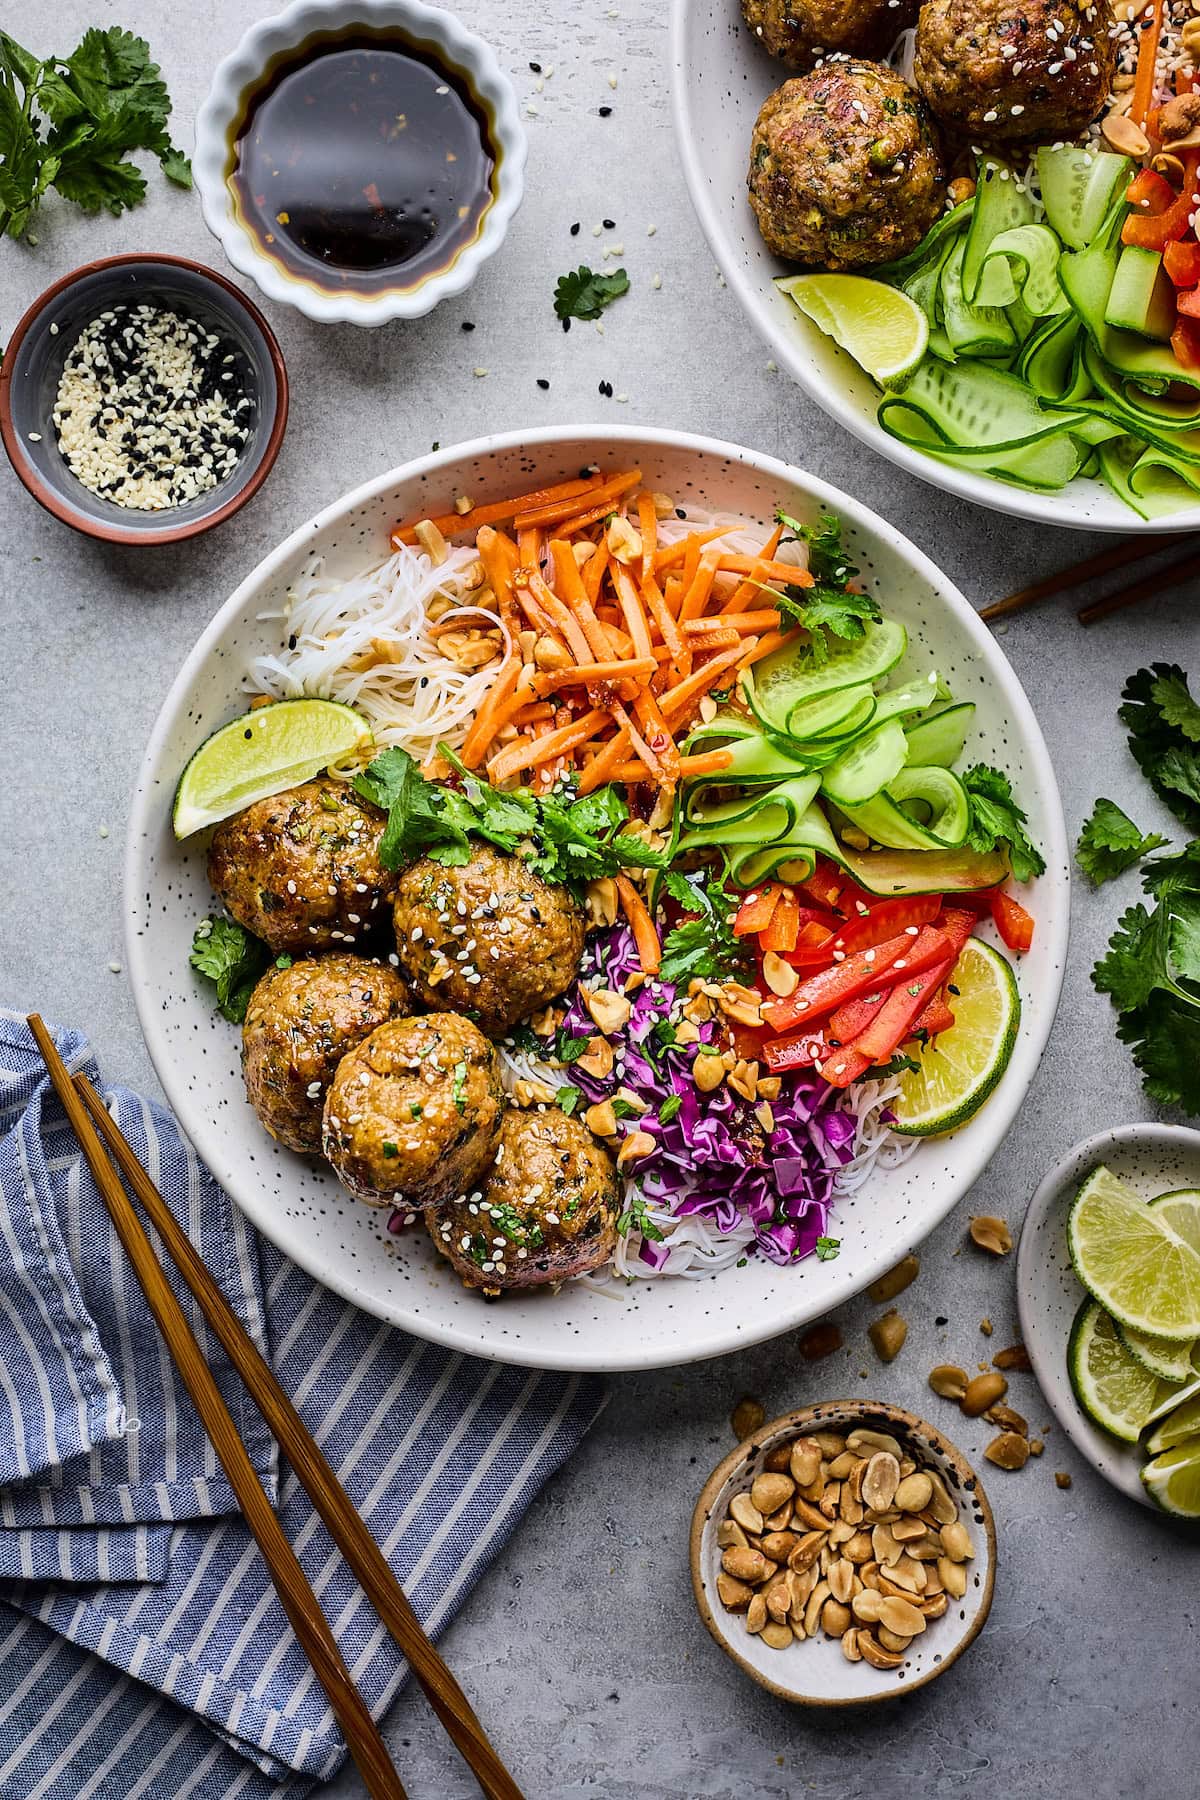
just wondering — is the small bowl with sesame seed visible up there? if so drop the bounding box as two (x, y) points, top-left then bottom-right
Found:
(0, 252), (288, 546)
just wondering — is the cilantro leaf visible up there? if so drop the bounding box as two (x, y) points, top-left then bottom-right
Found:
(777, 510), (859, 588)
(353, 746), (472, 867)
(814, 1236), (840, 1261)
(1115, 989), (1200, 1113)
(771, 510), (879, 664)
(1092, 846), (1200, 1113)
(555, 1085), (583, 1116)
(962, 764), (1046, 883)
(189, 916), (268, 1023)
(553, 265), (630, 323)
(659, 870), (748, 985)
(616, 1189), (665, 1242)
(1120, 665), (1200, 832)
(1076, 798), (1166, 886)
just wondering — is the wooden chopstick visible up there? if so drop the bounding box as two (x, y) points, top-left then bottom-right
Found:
(1078, 545), (1200, 624)
(980, 531), (1192, 622)
(71, 1073), (524, 1800)
(25, 1019), (408, 1800)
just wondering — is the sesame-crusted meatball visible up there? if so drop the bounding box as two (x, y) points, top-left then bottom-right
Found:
(392, 844), (586, 1037)
(741, 0), (917, 71)
(323, 1013), (503, 1207)
(748, 64), (946, 269)
(426, 1106), (620, 1293)
(207, 777), (392, 956)
(241, 954), (412, 1152)
(913, 0), (1115, 143)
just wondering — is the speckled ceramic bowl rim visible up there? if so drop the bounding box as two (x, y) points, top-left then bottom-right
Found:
(0, 253), (289, 547)
(667, 0), (1200, 534)
(125, 423), (1069, 1371)
(690, 1400), (997, 1704)
(193, 0), (527, 326)
(1017, 1122), (1200, 1509)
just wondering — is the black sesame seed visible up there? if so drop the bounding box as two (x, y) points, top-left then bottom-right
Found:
(461, 321), (476, 332)
(603, 218), (615, 229)
(599, 105), (612, 116)
(536, 378), (550, 390)
(569, 221), (580, 235)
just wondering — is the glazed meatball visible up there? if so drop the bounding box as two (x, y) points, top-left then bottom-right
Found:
(241, 954), (412, 1152)
(742, 0), (917, 70)
(323, 1013), (503, 1207)
(207, 777), (392, 956)
(748, 64), (946, 269)
(426, 1106), (620, 1293)
(913, 0), (1115, 143)
(392, 844), (586, 1037)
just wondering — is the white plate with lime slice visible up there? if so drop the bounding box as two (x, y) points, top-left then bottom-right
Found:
(1017, 1124), (1200, 1510)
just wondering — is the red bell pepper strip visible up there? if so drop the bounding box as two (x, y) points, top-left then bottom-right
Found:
(762, 1031), (826, 1073)
(1165, 239), (1200, 287)
(1126, 168), (1176, 216)
(733, 883), (782, 936)
(848, 956), (954, 1065)
(1173, 315), (1200, 371)
(760, 888), (801, 954)
(829, 894), (942, 955)
(1123, 187), (1193, 251)
(916, 995), (956, 1037)
(827, 987), (890, 1044)
(933, 907), (978, 957)
(762, 925), (952, 1033)
(819, 1047), (874, 1089)
(1178, 286), (1200, 319)
(797, 860), (843, 911)
(991, 888), (1034, 953)
(783, 919), (840, 968)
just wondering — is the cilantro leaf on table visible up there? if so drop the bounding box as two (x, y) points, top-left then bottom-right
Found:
(189, 917), (268, 1024)
(1120, 664), (1200, 832)
(772, 510), (880, 665)
(659, 869), (748, 986)
(0, 26), (189, 240)
(1092, 845), (1200, 1112)
(553, 265), (630, 325)
(1076, 798), (1166, 886)
(961, 764), (1046, 883)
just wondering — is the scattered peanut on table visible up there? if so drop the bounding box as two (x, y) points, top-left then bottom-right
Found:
(713, 1424), (975, 1668)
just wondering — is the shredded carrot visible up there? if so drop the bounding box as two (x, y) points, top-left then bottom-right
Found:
(517, 526), (541, 573)
(509, 701), (557, 728)
(684, 609), (780, 636)
(660, 644), (747, 724)
(615, 875), (662, 975)
(738, 626), (805, 671)
(487, 708), (610, 783)
(678, 552), (720, 623)
(583, 541), (610, 605)
(713, 554), (815, 586)
(636, 493), (658, 581)
(476, 526), (521, 636)
(460, 652), (522, 768)
(391, 475), (600, 545)
(640, 572), (689, 680)
(525, 567), (595, 665)
(607, 750), (734, 783)
(722, 524), (784, 614)
(681, 627), (741, 653)
(530, 657), (657, 695)
(575, 725), (634, 794)
(652, 526), (731, 574)
(610, 564), (656, 662)
(1132, 0), (1164, 128)
(513, 469), (642, 531)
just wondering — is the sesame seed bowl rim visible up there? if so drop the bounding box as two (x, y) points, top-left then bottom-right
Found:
(0, 252), (289, 547)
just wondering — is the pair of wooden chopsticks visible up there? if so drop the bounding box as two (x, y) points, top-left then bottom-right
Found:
(981, 530), (1198, 626)
(27, 1015), (523, 1800)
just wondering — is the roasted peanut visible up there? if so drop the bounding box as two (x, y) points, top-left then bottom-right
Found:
(961, 1372), (1008, 1416)
(867, 1254), (920, 1304)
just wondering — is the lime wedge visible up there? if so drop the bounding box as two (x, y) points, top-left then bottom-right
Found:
(1118, 1320), (1197, 1383)
(1067, 1165), (1200, 1338)
(776, 273), (929, 388)
(1141, 1435), (1200, 1517)
(173, 699), (372, 837)
(1146, 1392), (1200, 1455)
(1150, 1189), (1200, 1255)
(1067, 1300), (1179, 1442)
(889, 938), (1019, 1136)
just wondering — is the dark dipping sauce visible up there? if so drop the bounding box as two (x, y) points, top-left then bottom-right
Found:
(229, 32), (496, 295)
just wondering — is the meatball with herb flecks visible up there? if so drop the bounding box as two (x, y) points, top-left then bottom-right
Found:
(207, 777), (392, 956)
(741, 0), (917, 71)
(426, 1105), (620, 1293)
(241, 953), (412, 1152)
(392, 844), (586, 1037)
(913, 0), (1115, 143)
(748, 63), (946, 269)
(323, 1013), (503, 1207)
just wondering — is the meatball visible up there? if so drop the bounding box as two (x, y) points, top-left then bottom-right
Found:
(392, 844), (586, 1037)
(241, 954), (412, 1152)
(748, 63), (946, 269)
(913, 0), (1115, 143)
(323, 1013), (503, 1207)
(742, 0), (917, 71)
(207, 777), (392, 956)
(426, 1106), (620, 1293)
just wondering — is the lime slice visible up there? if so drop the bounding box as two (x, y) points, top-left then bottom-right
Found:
(1146, 1392), (1200, 1455)
(1067, 1164), (1200, 1337)
(776, 273), (929, 388)
(173, 699), (372, 837)
(888, 938), (1019, 1136)
(1118, 1320), (1197, 1383)
(1067, 1299), (1179, 1442)
(1150, 1189), (1200, 1256)
(1141, 1435), (1200, 1517)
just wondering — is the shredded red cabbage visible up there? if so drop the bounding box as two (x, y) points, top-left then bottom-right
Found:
(554, 925), (865, 1267)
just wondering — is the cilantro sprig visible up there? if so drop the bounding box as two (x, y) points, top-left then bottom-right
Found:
(353, 745), (664, 896)
(0, 26), (190, 240)
(1120, 664), (1200, 832)
(1093, 845), (1200, 1112)
(771, 510), (881, 665)
(189, 917), (268, 1024)
(962, 765), (1046, 883)
(553, 265), (630, 326)
(1076, 798), (1166, 887)
(658, 869), (748, 986)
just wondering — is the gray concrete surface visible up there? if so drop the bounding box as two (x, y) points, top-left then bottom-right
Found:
(2, 1), (1199, 1795)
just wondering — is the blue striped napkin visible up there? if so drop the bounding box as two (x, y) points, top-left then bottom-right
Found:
(0, 1013), (603, 1798)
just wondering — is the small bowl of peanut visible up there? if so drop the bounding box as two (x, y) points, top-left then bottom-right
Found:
(691, 1400), (996, 1705)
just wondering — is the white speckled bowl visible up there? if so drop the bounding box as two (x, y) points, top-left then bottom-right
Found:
(668, 0), (1200, 533)
(125, 425), (1069, 1372)
(1017, 1124), (1200, 1509)
(691, 1402), (996, 1703)
(193, 0), (526, 326)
